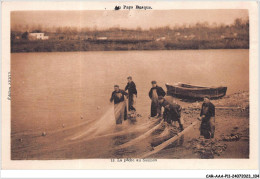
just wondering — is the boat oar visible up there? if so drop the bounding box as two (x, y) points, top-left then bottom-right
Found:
(140, 120), (199, 158)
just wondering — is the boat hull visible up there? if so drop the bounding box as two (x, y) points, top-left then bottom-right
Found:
(166, 84), (227, 100)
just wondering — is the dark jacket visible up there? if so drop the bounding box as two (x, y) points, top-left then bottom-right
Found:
(149, 86), (166, 99)
(200, 102), (215, 122)
(110, 90), (128, 104)
(125, 81), (137, 96)
(161, 99), (181, 121)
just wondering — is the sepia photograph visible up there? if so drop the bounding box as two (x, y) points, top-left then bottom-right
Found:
(1, 1), (259, 171)
(10, 9), (250, 160)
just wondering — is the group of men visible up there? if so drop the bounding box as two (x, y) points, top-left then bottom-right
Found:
(109, 76), (137, 124)
(110, 77), (215, 139)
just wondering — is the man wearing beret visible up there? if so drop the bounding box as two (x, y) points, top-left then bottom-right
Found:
(148, 81), (166, 118)
(158, 96), (184, 131)
(198, 96), (215, 139)
(125, 76), (137, 112)
(110, 85), (128, 124)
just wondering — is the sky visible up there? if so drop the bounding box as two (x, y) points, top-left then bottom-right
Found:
(11, 10), (248, 30)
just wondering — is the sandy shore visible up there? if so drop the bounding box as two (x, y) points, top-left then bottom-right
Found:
(11, 91), (249, 159)
(150, 91), (249, 159)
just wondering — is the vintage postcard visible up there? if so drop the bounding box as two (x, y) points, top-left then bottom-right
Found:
(1, 1), (259, 170)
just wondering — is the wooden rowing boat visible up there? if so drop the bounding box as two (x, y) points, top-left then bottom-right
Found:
(166, 83), (227, 100)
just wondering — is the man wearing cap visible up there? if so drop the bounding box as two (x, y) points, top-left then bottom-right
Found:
(125, 76), (137, 111)
(149, 81), (166, 117)
(198, 96), (215, 139)
(158, 96), (184, 131)
(110, 85), (128, 124)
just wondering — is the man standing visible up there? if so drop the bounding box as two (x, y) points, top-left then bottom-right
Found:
(125, 76), (137, 111)
(149, 81), (166, 117)
(158, 96), (184, 131)
(110, 85), (128, 124)
(198, 96), (215, 139)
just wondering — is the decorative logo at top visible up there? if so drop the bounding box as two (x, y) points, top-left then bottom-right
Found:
(114, 6), (121, 10)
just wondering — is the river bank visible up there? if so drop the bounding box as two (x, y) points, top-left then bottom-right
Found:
(11, 91), (249, 159)
(149, 91), (249, 159)
(10, 49), (249, 159)
(11, 38), (249, 53)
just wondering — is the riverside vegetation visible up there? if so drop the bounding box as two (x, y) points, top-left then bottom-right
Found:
(11, 18), (249, 53)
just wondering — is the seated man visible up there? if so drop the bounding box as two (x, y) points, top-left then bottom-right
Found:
(158, 96), (184, 131)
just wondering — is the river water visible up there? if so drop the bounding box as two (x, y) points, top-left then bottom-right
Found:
(11, 50), (249, 159)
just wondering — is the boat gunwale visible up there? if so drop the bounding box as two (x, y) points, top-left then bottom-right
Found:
(166, 84), (227, 91)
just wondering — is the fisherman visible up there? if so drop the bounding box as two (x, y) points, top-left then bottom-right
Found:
(125, 76), (137, 111)
(110, 85), (128, 124)
(158, 96), (184, 131)
(198, 96), (215, 139)
(149, 81), (166, 117)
